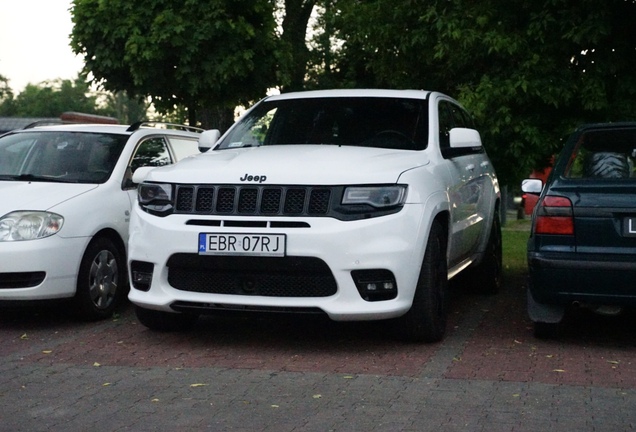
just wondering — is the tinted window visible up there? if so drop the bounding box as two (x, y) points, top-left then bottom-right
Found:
(130, 137), (172, 171)
(219, 97), (429, 151)
(565, 128), (636, 179)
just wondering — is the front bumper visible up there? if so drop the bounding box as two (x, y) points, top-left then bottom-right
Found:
(128, 204), (430, 321)
(0, 235), (88, 300)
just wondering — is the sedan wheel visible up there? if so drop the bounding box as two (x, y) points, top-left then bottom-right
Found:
(73, 237), (127, 321)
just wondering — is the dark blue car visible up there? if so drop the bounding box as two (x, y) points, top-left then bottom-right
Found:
(522, 122), (636, 337)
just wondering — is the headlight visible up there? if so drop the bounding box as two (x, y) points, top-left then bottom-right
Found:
(138, 182), (174, 215)
(342, 185), (407, 208)
(0, 211), (64, 241)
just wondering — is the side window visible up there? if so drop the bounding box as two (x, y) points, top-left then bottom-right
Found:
(438, 101), (453, 150)
(439, 101), (481, 159)
(130, 137), (172, 172)
(167, 137), (200, 161)
(448, 103), (468, 129)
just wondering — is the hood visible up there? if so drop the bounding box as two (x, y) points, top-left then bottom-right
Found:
(0, 181), (97, 215)
(146, 145), (429, 185)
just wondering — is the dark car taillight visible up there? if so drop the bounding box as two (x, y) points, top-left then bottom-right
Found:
(534, 195), (574, 235)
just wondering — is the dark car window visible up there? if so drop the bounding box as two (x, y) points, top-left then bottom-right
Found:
(439, 100), (481, 159)
(130, 137), (172, 172)
(219, 97), (429, 151)
(565, 128), (636, 179)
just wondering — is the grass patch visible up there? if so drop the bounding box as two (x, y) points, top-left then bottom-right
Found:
(502, 219), (530, 274)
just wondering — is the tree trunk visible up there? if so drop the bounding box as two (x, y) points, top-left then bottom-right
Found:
(198, 106), (235, 133)
(280, 0), (317, 92)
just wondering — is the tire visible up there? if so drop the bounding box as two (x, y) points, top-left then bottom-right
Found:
(395, 221), (449, 343)
(135, 305), (199, 332)
(470, 209), (503, 295)
(72, 237), (128, 321)
(584, 152), (630, 178)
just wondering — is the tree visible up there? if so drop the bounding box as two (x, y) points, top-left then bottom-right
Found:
(277, 0), (318, 92)
(0, 77), (104, 118)
(328, 0), (636, 186)
(0, 74), (16, 116)
(71, 0), (278, 131)
(99, 91), (150, 125)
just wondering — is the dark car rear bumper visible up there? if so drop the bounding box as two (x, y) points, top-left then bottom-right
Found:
(528, 252), (636, 305)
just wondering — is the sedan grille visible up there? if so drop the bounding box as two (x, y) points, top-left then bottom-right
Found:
(174, 185), (332, 217)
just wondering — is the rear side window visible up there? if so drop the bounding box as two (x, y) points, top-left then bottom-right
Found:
(565, 128), (636, 179)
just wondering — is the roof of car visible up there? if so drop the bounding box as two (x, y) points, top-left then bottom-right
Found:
(264, 89), (434, 102)
(9, 122), (204, 136)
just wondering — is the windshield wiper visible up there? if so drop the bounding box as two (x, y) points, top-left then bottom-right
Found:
(2, 174), (74, 183)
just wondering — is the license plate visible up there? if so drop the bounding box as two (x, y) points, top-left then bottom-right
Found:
(623, 217), (636, 237)
(198, 233), (286, 256)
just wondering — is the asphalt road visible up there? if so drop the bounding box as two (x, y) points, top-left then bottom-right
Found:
(1, 254), (635, 431)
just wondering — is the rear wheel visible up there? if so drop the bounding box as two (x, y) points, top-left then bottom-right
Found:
(72, 237), (127, 321)
(395, 221), (449, 343)
(135, 306), (199, 332)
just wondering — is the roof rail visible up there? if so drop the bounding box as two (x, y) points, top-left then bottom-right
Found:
(126, 121), (205, 133)
(23, 120), (65, 129)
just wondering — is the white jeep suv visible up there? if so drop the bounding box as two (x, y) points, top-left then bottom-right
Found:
(128, 89), (501, 342)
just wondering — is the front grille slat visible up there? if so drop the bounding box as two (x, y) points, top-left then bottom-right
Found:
(175, 185), (332, 217)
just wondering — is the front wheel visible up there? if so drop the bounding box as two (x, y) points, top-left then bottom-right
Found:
(135, 306), (199, 332)
(72, 237), (127, 321)
(395, 220), (449, 343)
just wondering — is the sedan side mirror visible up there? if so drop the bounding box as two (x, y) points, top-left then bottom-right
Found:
(521, 178), (543, 194)
(132, 166), (156, 184)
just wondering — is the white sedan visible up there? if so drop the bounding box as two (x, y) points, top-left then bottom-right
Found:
(0, 122), (204, 320)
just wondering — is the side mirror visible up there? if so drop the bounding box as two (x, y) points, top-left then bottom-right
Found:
(449, 128), (482, 149)
(199, 129), (221, 152)
(521, 178), (543, 194)
(132, 166), (155, 184)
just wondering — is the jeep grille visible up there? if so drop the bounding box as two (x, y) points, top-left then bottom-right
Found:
(174, 185), (332, 217)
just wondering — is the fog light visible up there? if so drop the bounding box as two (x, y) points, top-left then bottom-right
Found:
(351, 269), (397, 302)
(133, 271), (153, 284)
(130, 260), (154, 292)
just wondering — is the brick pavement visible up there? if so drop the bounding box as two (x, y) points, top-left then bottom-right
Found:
(1, 272), (635, 431)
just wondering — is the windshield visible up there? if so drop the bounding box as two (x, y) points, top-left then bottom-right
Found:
(218, 97), (429, 151)
(0, 131), (128, 183)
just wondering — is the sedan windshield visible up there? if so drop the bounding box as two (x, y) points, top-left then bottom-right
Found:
(218, 97), (429, 151)
(0, 131), (128, 183)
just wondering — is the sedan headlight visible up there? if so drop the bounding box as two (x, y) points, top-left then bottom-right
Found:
(0, 211), (64, 241)
(342, 185), (407, 208)
(138, 182), (174, 215)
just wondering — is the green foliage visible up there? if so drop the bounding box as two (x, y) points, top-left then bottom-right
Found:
(329, 0), (636, 185)
(0, 77), (104, 117)
(70, 0), (278, 126)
